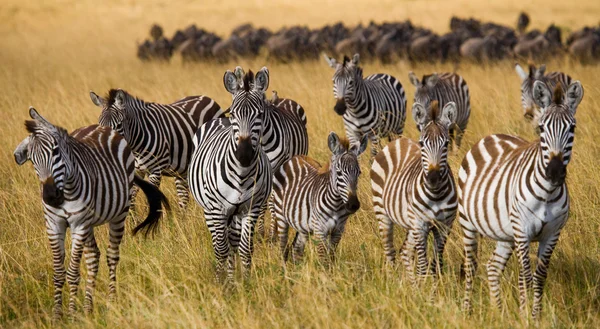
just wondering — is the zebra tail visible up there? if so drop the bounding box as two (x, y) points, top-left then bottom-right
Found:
(132, 175), (171, 237)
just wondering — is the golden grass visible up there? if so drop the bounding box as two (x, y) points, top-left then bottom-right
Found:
(1, 0), (600, 328)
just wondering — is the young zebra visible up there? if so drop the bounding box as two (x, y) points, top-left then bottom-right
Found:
(89, 89), (225, 208)
(515, 62), (572, 122)
(459, 81), (584, 318)
(14, 108), (169, 318)
(271, 132), (368, 263)
(324, 53), (407, 158)
(371, 101), (458, 283)
(188, 67), (272, 281)
(408, 72), (470, 149)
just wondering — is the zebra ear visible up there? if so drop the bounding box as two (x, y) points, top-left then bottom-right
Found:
(254, 67), (270, 93)
(114, 90), (127, 108)
(408, 72), (421, 87)
(440, 102), (457, 129)
(351, 134), (369, 156)
(328, 132), (343, 155)
(535, 64), (546, 79)
(29, 107), (53, 128)
(351, 53), (360, 66)
(89, 91), (104, 107)
(223, 70), (240, 95)
(412, 103), (428, 127)
(14, 136), (30, 165)
(323, 54), (337, 68)
(234, 66), (245, 81)
(515, 63), (528, 81)
(426, 73), (439, 87)
(532, 80), (552, 109)
(565, 81), (584, 115)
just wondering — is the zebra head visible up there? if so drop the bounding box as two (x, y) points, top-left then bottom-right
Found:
(328, 132), (368, 213)
(223, 66), (268, 167)
(90, 89), (128, 136)
(14, 107), (68, 208)
(515, 62), (547, 121)
(412, 101), (457, 189)
(408, 71), (441, 131)
(532, 80), (583, 186)
(324, 53), (362, 115)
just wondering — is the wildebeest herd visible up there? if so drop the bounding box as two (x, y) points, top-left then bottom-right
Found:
(138, 13), (600, 63)
(14, 54), (583, 321)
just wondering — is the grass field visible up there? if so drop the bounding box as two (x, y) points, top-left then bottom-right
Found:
(1, 0), (600, 328)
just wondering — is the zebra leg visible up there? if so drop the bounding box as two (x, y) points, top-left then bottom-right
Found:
(147, 170), (162, 188)
(174, 175), (190, 209)
(430, 223), (451, 276)
(278, 218), (290, 262)
(400, 228), (417, 284)
(329, 226), (346, 263)
(239, 213), (259, 277)
(48, 221), (67, 319)
(532, 233), (561, 319)
(413, 225), (430, 279)
(206, 213), (230, 282)
(66, 231), (86, 317)
(377, 212), (396, 265)
(316, 232), (332, 264)
(461, 213), (479, 313)
(107, 217), (125, 302)
(515, 239), (534, 316)
(487, 241), (514, 310)
(291, 233), (308, 264)
(255, 201), (268, 241)
(227, 215), (242, 278)
(83, 231), (101, 315)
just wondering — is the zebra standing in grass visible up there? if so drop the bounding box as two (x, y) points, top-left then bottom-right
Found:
(324, 53), (407, 158)
(515, 62), (572, 122)
(408, 72), (470, 149)
(89, 89), (225, 208)
(459, 81), (583, 318)
(371, 101), (458, 283)
(14, 108), (169, 318)
(271, 132), (367, 263)
(188, 67), (272, 281)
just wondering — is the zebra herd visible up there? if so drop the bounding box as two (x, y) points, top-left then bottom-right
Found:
(13, 53), (583, 320)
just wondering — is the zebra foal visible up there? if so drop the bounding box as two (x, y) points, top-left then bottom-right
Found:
(271, 132), (367, 263)
(14, 108), (169, 318)
(371, 101), (458, 282)
(459, 80), (584, 318)
(188, 67), (272, 281)
(324, 53), (407, 158)
(89, 88), (224, 208)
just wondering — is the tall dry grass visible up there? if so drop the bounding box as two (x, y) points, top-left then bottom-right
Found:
(1, 0), (599, 328)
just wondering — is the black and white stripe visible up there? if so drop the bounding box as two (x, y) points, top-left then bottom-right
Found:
(14, 108), (168, 319)
(324, 53), (407, 158)
(188, 67), (272, 281)
(90, 89), (225, 208)
(371, 101), (458, 283)
(458, 81), (583, 318)
(408, 72), (470, 149)
(271, 132), (367, 263)
(515, 63), (572, 122)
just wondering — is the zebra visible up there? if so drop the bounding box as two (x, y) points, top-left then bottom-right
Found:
(324, 53), (407, 158)
(89, 88), (225, 208)
(188, 67), (272, 281)
(458, 80), (583, 318)
(271, 132), (368, 264)
(408, 71), (470, 149)
(371, 101), (458, 283)
(515, 62), (572, 122)
(13, 107), (169, 318)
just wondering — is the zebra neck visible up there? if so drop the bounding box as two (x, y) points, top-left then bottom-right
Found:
(122, 99), (146, 147)
(61, 139), (89, 193)
(325, 174), (344, 205)
(531, 142), (564, 197)
(420, 171), (452, 197)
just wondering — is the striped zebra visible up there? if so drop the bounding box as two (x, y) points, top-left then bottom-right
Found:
(459, 81), (583, 318)
(14, 108), (169, 318)
(271, 132), (368, 263)
(371, 101), (458, 283)
(408, 71), (470, 149)
(324, 53), (407, 158)
(89, 89), (225, 208)
(515, 62), (572, 122)
(188, 67), (272, 281)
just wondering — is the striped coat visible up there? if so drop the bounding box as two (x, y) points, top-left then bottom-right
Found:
(458, 80), (583, 318)
(371, 101), (458, 282)
(90, 89), (225, 208)
(14, 108), (168, 318)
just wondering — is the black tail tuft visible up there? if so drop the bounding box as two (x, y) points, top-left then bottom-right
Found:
(132, 175), (170, 238)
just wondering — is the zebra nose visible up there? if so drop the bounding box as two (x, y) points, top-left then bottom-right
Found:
(426, 168), (441, 187)
(546, 155), (566, 186)
(42, 178), (64, 208)
(345, 194), (360, 213)
(334, 99), (347, 115)
(234, 137), (254, 167)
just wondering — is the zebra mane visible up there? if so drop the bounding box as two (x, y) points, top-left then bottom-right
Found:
(422, 74), (436, 85)
(105, 89), (121, 107)
(242, 70), (254, 92)
(429, 100), (440, 121)
(553, 83), (563, 104)
(24, 119), (69, 139)
(342, 55), (350, 66)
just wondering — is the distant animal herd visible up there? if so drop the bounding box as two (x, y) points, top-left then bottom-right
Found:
(137, 13), (600, 64)
(13, 53), (583, 321)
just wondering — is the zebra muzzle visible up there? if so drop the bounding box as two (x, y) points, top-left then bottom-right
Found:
(42, 179), (64, 208)
(235, 137), (255, 167)
(546, 156), (566, 186)
(334, 99), (347, 115)
(345, 194), (360, 213)
(426, 169), (442, 187)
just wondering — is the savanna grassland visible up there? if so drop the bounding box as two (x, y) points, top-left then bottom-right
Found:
(1, 0), (600, 328)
